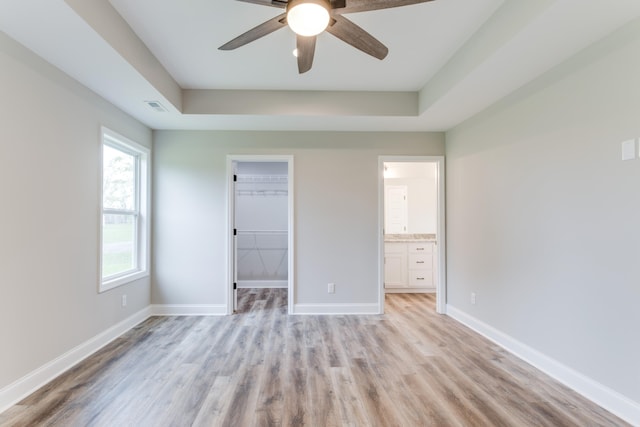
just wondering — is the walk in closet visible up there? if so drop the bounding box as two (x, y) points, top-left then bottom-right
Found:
(234, 162), (288, 288)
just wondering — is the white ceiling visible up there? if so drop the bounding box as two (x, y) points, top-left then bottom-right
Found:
(2, 0), (640, 131)
(108, 0), (501, 91)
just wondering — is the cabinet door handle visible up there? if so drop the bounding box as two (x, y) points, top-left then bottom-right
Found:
(416, 247), (424, 251)
(416, 277), (425, 280)
(416, 261), (424, 264)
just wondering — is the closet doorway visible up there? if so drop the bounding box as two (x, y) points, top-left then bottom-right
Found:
(227, 156), (294, 314)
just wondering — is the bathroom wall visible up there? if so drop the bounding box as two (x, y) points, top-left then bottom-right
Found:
(385, 162), (438, 234)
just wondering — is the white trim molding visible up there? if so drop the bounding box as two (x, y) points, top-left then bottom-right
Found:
(384, 288), (436, 294)
(237, 280), (288, 289)
(0, 307), (151, 414)
(150, 304), (227, 316)
(293, 303), (379, 315)
(446, 305), (640, 426)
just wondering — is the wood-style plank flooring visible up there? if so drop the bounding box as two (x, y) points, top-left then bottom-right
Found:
(0, 289), (628, 426)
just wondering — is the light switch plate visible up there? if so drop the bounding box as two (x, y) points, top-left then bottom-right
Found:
(621, 139), (636, 161)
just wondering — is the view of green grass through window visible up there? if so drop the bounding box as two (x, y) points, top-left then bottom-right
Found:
(102, 215), (135, 277)
(102, 143), (138, 279)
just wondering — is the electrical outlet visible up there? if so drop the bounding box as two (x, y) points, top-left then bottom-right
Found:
(621, 139), (636, 160)
(122, 294), (127, 307)
(328, 283), (335, 294)
(471, 292), (476, 305)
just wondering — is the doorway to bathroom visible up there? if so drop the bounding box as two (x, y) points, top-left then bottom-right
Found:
(378, 156), (446, 314)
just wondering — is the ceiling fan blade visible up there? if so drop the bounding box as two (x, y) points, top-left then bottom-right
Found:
(325, 15), (388, 60)
(219, 13), (287, 50)
(235, 0), (287, 9)
(297, 35), (316, 74)
(335, 0), (435, 14)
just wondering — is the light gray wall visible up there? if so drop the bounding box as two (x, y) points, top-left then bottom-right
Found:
(152, 131), (444, 306)
(0, 33), (151, 390)
(446, 20), (640, 402)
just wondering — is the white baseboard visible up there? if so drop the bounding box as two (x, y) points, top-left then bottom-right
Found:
(151, 304), (227, 316)
(0, 307), (151, 414)
(293, 303), (379, 315)
(446, 305), (640, 426)
(237, 280), (287, 289)
(384, 288), (436, 294)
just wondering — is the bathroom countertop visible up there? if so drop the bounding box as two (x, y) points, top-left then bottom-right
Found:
(384, 233), (436, 242)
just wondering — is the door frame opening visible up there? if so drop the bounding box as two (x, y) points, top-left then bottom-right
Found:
(227, 155), (294, 314)
(378, 156), (446, 314)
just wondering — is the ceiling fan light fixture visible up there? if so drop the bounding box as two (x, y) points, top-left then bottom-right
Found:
(287, 0), (331, 37)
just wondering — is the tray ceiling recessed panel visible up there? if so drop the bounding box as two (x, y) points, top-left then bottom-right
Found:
(108, 0), (503, 91)
(2, 0), (640, 130)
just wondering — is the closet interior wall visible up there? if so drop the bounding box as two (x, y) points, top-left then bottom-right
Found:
(235, 162), (288, 288)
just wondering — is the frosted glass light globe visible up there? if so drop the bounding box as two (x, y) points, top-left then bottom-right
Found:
(287, 1), (330, 37)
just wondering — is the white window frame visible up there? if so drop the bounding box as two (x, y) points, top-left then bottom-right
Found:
(100, 127), (150, 292)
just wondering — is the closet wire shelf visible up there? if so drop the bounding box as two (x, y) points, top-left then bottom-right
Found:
(236, 174), (288, 197)
(236, 230), (287, 280)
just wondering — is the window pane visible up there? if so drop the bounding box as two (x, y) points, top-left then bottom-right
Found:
(102, 213), (136, 278)
(103, 144), (136, 210)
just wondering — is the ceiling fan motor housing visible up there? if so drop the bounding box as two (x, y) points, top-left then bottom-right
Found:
(286, 0), (332, 13)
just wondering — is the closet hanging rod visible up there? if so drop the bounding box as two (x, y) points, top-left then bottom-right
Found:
(236, 175), (288, 183)
(236, 189), (288, 196)
(236, 230), (288, 234)
(236, 181), (288, 185)
(237, 247), (288, 251)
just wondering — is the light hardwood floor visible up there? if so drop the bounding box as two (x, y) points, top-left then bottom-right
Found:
(0, 289), (628, 426)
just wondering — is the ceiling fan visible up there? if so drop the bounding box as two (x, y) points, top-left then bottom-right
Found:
(219, 0), (436, 74)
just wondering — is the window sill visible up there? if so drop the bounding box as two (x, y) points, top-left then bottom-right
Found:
(100, 270), (149, 293)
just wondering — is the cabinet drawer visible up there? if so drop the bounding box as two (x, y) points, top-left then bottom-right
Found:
(385, 242), (407, 254)
(408, 270), (434, 288)
(407, 242), (433, 254)
(409, 253), (431, 269)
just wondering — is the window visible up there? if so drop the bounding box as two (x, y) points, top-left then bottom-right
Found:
(100, 128), (149, 292)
